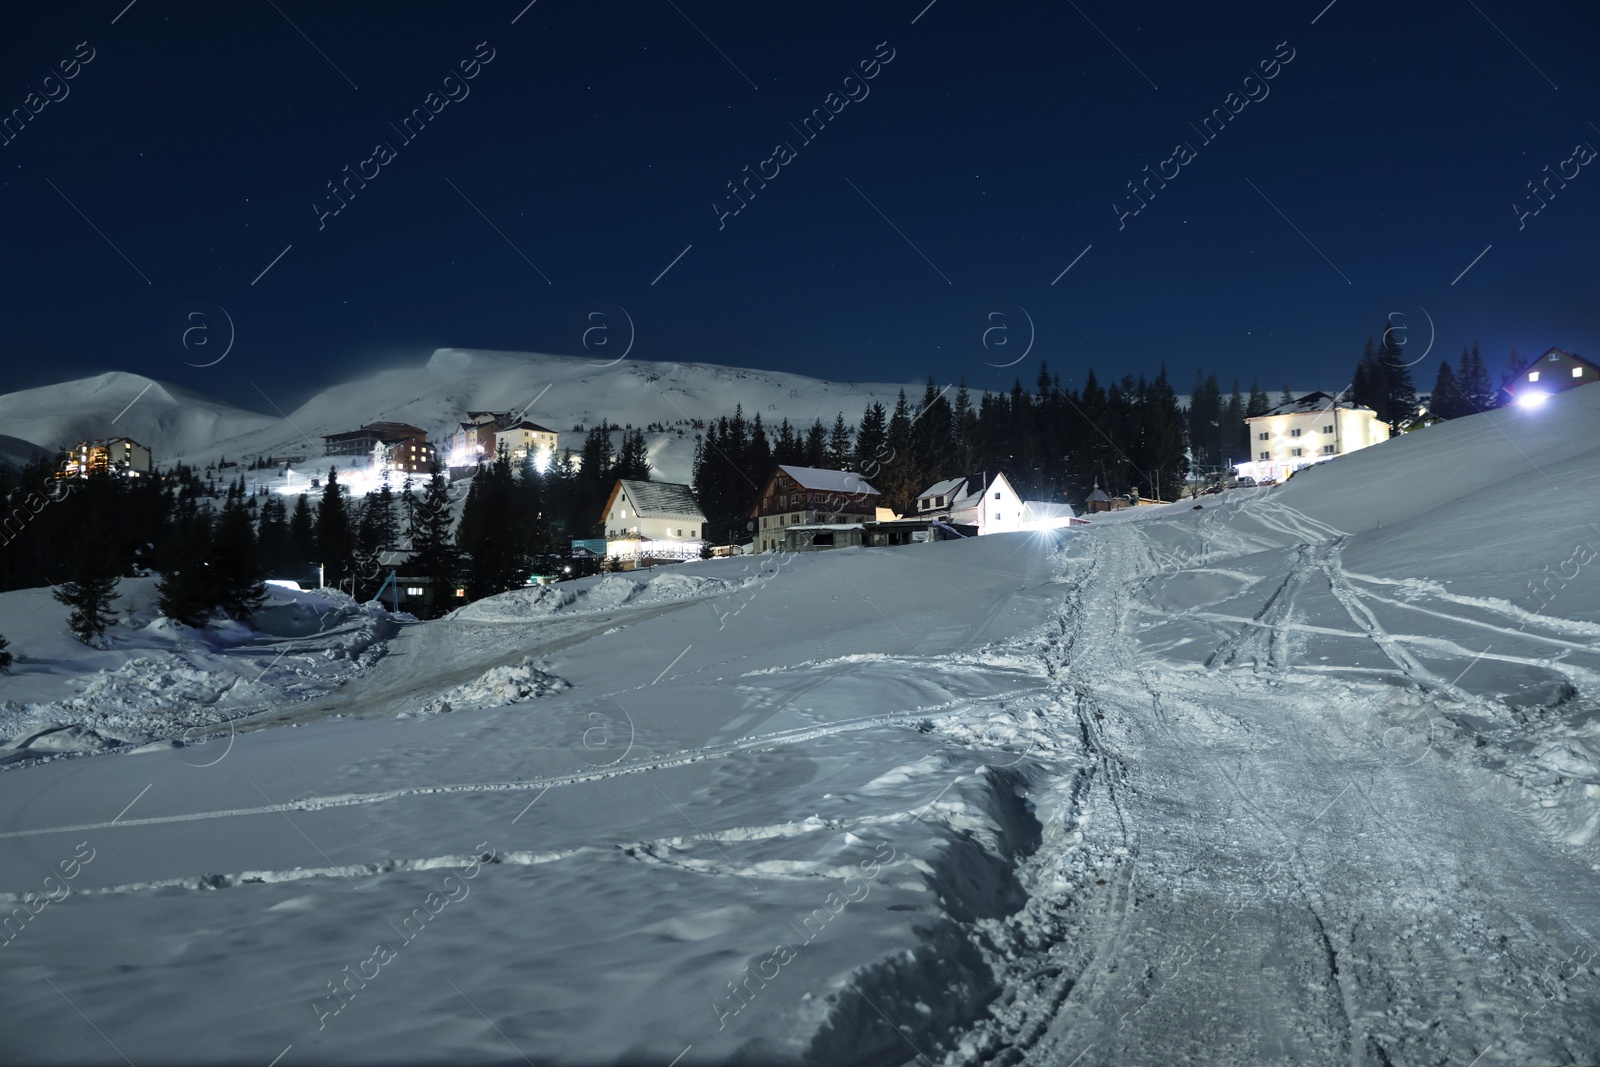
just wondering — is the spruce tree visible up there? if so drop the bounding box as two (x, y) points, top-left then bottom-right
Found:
(616, 429), (651, 481)
(54, 546), (121, 647)
(0, 633), (12, 673)
(158, 511), (219, 626)
(1246, 379), (1272, 418)
(1499, 346), (1529, 398)
(1430, 359), (1460, 420)
(410, 470), (460, 617)
(287, 494), (317, 576)
(316, 468), (355, 590)
(256, 494), (290, 577)
(827, 413), (854, 470)
(1458, 342), (1494, 412)
(1351, 337), (1388, 415)
(1225, 381), (1247, 464)
(1381, 330), (1417, 426)
(458, 452), (529, 600)
(855, 402), (888, 471)
(803, 419), (828, 467)
(214, 492), (266, 620)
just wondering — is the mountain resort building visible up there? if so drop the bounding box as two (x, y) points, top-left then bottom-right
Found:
(1235, 391), (1391, 483)
(61, 437), (152, 478)
(752, 465), (881, 554)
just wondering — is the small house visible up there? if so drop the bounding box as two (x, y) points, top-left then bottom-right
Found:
(602, 479), (707, 567)
(913, 472), (1025, 535)
(1505, 348), (1600, 406)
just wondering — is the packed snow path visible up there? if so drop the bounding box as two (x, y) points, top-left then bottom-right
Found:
(953, 522), (1600, 1066)
(3, 392), (1600, 1065)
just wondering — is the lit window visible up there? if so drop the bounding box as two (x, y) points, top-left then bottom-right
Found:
(1529, 371), (1540, 382)
(1574, 367), (1585, 378)
(405, 586), (423, 596)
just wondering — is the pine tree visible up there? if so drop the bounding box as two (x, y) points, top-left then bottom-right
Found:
(616, 429), (651, 481)
(0, 632), (12, 673)
(855, 402), (888, 471)
(826, 413), (854, 469)
(1225, 381), (1247, 464)
(288, 494), (317, 576)
(880, 390), (920, 514)
(1351, 337), (1388, 415)
(1499, 346), (1529, 399)
(1458, 342), (1494, 412)
(316, 468), (355, 590)
(1430, 359), (1460, 420)
(952, 383), (977, 473)
(803, 419), (828, 467)
(256, 494), (290, 577)
(410, 470), (459, 618)
(458, 452), (528, 600)
(1381, 330), (1417, 426)
(747, 413), (772, 484)
(214, 492), (267, 620)
(158, 511), (219, 625)
(1246, 379), (1272, 418)
(54, 548), (121, 647)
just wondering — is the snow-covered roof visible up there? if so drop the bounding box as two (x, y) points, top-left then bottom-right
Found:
(618, 479), (705, 520)
(777, 465), (880, 495)
(787, 523), (864, 531)
(917, 476), (975, 504)
(1022, 500), (1076, 520)
(1257, 391), (1374, 418)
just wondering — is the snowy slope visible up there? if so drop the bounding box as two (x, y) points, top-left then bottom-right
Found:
(1, 387), (1597, 1066)
(0, 372), (278, 459)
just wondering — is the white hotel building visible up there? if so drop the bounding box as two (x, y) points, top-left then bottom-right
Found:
(1235, 391), (1390, 483)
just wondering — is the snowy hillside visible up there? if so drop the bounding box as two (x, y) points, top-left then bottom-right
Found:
(1, 387), (1597, 1066)
(0, 351), (917, 486)
(0, 371), (278, 460)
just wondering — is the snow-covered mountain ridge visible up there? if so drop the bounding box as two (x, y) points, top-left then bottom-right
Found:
(0, 350), (918, 484)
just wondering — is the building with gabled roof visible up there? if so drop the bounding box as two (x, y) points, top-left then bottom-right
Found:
(913, 472), (1024, 535)
(450, 412), (514, 465)
(494, 421), (560, 464)
(1505, 347), (1600, 406)
(602, 479), (707, 567)
(751, 465), (880, 553)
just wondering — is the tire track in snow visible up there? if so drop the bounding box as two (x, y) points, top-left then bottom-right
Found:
(0, 690), (1040, 840)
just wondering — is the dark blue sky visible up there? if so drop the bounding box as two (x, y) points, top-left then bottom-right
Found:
(3, 1), (1596, 411)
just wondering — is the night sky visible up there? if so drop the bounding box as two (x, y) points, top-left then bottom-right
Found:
(3, 1), (1597, 411)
